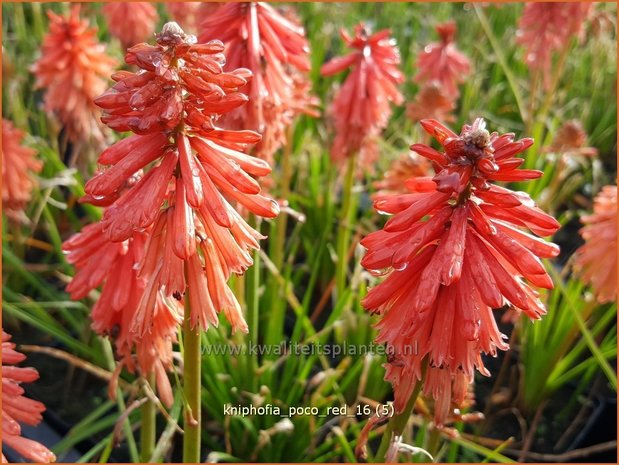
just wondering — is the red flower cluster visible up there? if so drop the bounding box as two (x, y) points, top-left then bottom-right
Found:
(64, 23), (278, 401)
(103, 2), (159, 50)
(321, 24), (404, 169)
(407, 81), (456, 124)
(199, 2), (318, 165)
(2, 119), (42, 221)
(517, 2), (592, 88)
(373, 152), (431, 199)
(415, 21), (470, 99)
(31, 5), (115, 147)
(362, 119), (560, 424)
(63, 223), (179, 407)
(166, 2), (201, 30)
(2, 330), (56, 463)
(546, 119), (598, 158)
(574, 185), (617, 304)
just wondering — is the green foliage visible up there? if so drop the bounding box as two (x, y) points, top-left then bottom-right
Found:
(2, 2), (617, 463)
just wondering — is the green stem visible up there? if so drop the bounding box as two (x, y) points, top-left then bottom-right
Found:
(375, 362), (427, 462)
(525, 39), (573, 171)
(474, 5), (526, 122)
(426, 428), (442, 458)
(536, 41), (572, 125)
(101, 340), (139, 463)
(140, 374), (157, 462)
(335, 155), (357, 300)
(265, 126), (293, 351)
(245, 235), (261, 389)
(273, 125), (294, 269)
(182, 292), (201, 462)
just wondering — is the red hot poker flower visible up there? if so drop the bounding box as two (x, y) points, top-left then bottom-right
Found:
(414, 21), (471, 99)
(79, 23), (278, 334)
(2, 330), (56, 463)
(516, 2), (592, 89)
(31, 5), (116, 147)
(199, 2), (318, 165)
(321, 24), (404, 170)
(362, 118), (560, 424)
(407, 81), (456, 124)
(63, 223), (179, 407)
(373, 152), (432, 199)
(546, 119), (598, 158)
(2, 119), (42, 221)
(103, 2), (159, 50)
(166, 2), (201, 31)
(574, 185), (617, 304)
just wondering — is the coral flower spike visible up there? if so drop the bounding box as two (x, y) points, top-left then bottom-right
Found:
(2, 119), (42, 221)
(166, 2), (201, 31)
(574, 185), (617, 304)
(407, 81), (456, 124)
(2, 330), (56, 463)
(80, 22), (278, 336)
(199, 2), (318, 165)
(361, 119), (560, 424)
(517, 2), (592, 89)
(62, 222), (179, 407)
(415, 21), (471, 99)
(321, 23), (404, 170)
(32, 5), (116, 148)
(103, 2), (159, 50)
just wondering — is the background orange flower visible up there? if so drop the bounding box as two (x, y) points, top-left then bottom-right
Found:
(1, 119), (42, 221)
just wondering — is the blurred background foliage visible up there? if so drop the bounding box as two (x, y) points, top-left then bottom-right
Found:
(2, 2), (617, 463)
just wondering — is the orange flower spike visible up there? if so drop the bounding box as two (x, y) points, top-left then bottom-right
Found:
(103, 2), (159, 50)
(321, 24), (404, 170)
(31, 5), (116, 146)
(1, 120), (42, 221)
(62, 223), (180, 407)
(517, 2), (592, 89)
(1, 331), (56, 463)
(78, 22), (277, 337)
(373, 152), (432, 198)
(415, 21), (471, 99)
(362, 119), (560, 425)
(166, 2), (201, 31)
(574, 185), (617, 304)
(546, 120), (599, 158)
(407, 81), (456, 124)
(199, 2), (317, 164)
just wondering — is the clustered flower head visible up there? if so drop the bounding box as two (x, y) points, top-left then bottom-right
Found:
(373, 152), (431, 199)
(574, 185), (617, 304)
(2, 330), (56, 463)
(546, 119), (598, 158)
(199, 2), (318, 165)
(321, 23), (404, 169)
(362, 118), (560, 424)
(2, 119), (42, 221)
(415, 21), (470, 99)
(103, 2), (159, 50)
(31, 5), (115, 148)
(407, 81), (456, 124)
(516, 2), (592, 89)
(63, 220), (179, 407)
(166, 2), (201, 31)
(64, 22), (279, 401)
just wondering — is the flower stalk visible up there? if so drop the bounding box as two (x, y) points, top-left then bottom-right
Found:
(140, 373), (157, 462)
(265, 126), (295, 350)
(335, 154), (358, 300)
(182, 292), (202, 463)
(374, 363), (426, 463)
